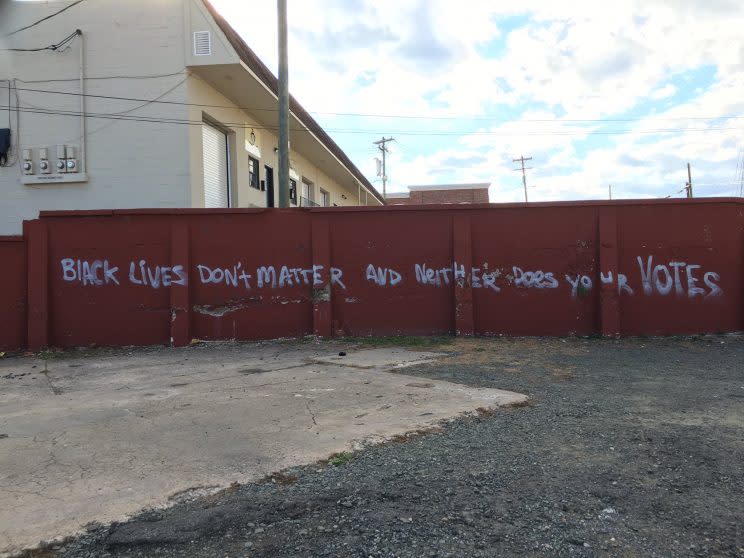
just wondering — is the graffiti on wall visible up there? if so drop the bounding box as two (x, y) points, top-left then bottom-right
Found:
(59, 255), (724, 301)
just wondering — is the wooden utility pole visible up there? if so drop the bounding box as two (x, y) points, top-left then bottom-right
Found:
(685, 163), (693, 198)
(276, 0), (290, 208)
(513, 155), (533, 203)
(374, 137), (394, 197)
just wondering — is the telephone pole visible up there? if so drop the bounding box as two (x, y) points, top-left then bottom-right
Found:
(513, 155), (533, 203)
(374, 137), (394, 197)
(685, 162), (693, 198)
(276, 0), (290, 208)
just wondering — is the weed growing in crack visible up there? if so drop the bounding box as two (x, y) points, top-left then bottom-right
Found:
(327, 452), (354, 466)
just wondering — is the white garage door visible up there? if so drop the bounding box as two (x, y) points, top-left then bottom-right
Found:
(202, 122), (230, 208)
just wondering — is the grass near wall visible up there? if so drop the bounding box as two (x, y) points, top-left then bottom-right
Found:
(342, 335), (455, 347)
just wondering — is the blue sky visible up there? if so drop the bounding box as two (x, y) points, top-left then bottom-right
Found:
(211, 0), (744, 201)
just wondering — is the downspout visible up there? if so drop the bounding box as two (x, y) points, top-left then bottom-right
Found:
(77, 29), (86, 174)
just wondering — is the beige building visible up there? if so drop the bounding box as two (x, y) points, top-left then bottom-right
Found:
(0, 0), (384, 235)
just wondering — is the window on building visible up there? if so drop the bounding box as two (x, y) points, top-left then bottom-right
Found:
(202, 120), (231, 208)
(248, 156), (259, 189)
(320, 188), (330, 207)
(289, 178), (298, 205)
(301, 178), (314, 206)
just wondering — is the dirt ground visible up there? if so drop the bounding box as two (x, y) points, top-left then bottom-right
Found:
(11, 335), (744, 557)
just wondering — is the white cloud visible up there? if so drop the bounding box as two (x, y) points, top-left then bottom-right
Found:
(650, 84), (677, 100)
(209, 0), (744, 200)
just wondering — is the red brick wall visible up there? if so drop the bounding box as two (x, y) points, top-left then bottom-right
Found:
(387, 188), (490, 205)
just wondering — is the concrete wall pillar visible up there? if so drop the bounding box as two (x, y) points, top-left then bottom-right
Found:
(453, 215), (474, 335)
(26, 220), (49, 351)
(312, 216), (333, 337)
(170, 218), (191, 347)
(599, 211), (621, 337)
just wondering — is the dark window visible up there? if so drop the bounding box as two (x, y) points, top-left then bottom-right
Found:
(289, 178), (297, 205)
(248, 156), (260, 189)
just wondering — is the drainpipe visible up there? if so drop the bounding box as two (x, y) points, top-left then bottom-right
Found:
(77, 29), (86, 174)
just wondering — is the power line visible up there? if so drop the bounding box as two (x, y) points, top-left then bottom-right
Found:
(663, 187), (687, 198)
(2, 83), (744, 124)
(3, 0), (86, 38)
(10, 105), (744, 136)
(60, 77), (188, 144)
(4, 103), (744, 138)
(14, 71), (187, 84)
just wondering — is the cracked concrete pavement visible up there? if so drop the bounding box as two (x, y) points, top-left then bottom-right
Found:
(0, 342), (526, 556)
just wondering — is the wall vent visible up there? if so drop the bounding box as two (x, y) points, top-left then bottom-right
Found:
(193, 31), (212, 56)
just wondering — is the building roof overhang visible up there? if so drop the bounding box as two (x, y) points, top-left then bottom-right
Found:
(195, 0), (384, 205)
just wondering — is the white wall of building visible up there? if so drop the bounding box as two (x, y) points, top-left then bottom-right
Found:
(0, 0), (378, 235)
(0, 0), (192, 234)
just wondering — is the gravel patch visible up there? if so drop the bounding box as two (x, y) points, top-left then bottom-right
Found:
(33, 335), (744, 558)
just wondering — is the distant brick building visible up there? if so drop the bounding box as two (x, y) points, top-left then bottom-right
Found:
(385, 183), (490, 205)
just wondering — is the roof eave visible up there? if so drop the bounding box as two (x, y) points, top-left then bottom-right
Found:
(200, 0), (385, 205)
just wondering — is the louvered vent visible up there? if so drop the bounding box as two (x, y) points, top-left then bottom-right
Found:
(193, 31), (212, 56)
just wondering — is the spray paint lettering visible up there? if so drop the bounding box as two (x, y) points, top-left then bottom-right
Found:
(61, 258), (120, 286)
(599, 271), (634, 295)
(252, 265), (346, 290)
(57, 257), (723, 302)
(129, 260), (187, 288)
(637, 256), (722, 298)
(366, 264), (403, 286)
(197, 263), (251, 288)
(512, 267), (559, 289)
(565, 274), (594, 298)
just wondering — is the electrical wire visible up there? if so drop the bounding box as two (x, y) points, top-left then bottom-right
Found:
(663, 188), (687, 198)
(62, 76), (188, 143)
(2, 82), (744, 124)
(4, 104), (744, 137)
(0, 30), (80, 52)
(694, 182), (744, 187)
(3, 0), (86, 38)
(13, 71), (187, 84)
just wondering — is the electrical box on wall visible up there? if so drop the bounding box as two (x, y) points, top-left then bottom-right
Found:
(0, 128), (10, 166)
(21, 144), (88, 185)
(39, 148), (51, 174)
(22, 149), (34, 175)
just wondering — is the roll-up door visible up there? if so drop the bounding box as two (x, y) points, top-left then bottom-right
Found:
(202, 122), (230, 208)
